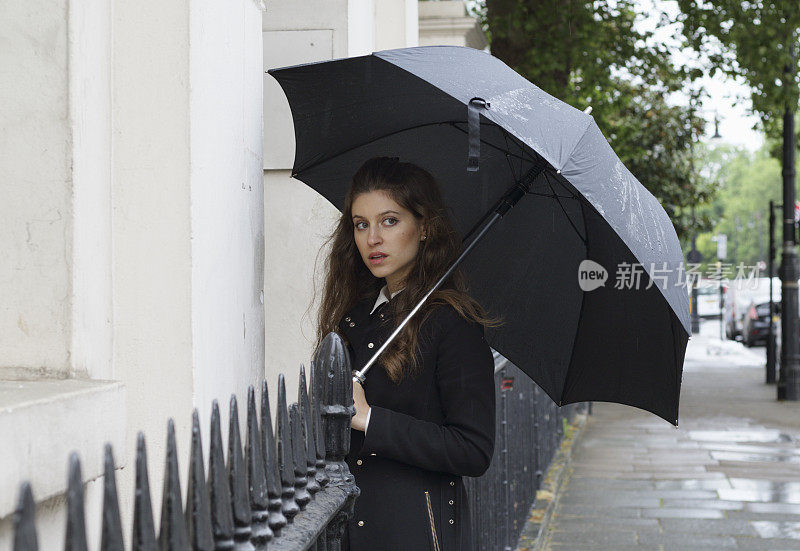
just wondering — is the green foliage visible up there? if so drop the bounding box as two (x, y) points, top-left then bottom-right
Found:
(615, 82), (715, 239)
(675, 0), (800, 145)
(693, 144), (785, 270)
(478, 0), (714, 239)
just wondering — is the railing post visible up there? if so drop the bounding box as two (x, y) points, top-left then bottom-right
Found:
(208, 401), (235, 550)
(499, 366), (511, 551)
(260, 380), (288, 536)
(298, 365), (322, 496)
(101, 444), (125, 551)
(158, 419), (190, 550)
(532, 387), (542, 487)
(245, 386), (272, 546)
(186, 410), (214, 551)
(227, 396), (255, 550)
(289, 403), (313, 509)
(315, 332), (360, 550)
(311, 359), (330, 550)
(310, 360), (329, 489)
(277, 374), (301, 522)
(132, 433), (158, 551)
(66, 453), (88, 551)
(13, 483), (38, 551)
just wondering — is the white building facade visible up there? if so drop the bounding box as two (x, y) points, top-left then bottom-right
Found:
(0, 0), (484, 546)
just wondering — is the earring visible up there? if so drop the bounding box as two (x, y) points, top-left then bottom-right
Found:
(421, 234), (427, 241)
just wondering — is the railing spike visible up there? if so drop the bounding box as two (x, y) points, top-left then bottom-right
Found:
(186, 410), (214, 551)
(12, 483), (38, 551)
(276, 374), (300, 521)
(315, 333), (355, 486)
(298, 365), (321, 496)
(309, 360), (329, 489)
(314, 332), (359, 548)
(100, 444), (124, 551)
(208, 400), (234, 550)
(65, 452), (89, 551)
(260, 379), (287, 535)
(227, 395), (254, 550)
(132, 433), (157, 551)
(246, 386), (272, 546)
(289, 403), (312, 509)
(158, 419), (190, 550)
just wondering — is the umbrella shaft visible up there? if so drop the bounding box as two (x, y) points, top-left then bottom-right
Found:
(353, 212), (501, 384)
(353, 158), (549, 384)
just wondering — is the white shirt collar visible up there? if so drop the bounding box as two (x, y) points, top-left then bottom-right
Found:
(370, 285), (403, 314)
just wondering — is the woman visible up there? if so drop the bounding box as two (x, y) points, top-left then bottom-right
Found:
(315, 156), (497, 551)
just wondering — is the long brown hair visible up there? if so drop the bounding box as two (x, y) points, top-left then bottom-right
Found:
(315, 156), (499, 384)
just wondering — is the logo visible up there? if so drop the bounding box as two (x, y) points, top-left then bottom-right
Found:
(578, 260), (608, 291)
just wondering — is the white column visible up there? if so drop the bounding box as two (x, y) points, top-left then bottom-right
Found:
(113, 0), (267, 527)
(418, 0), (487, 49)
(190, 0), (267, 433)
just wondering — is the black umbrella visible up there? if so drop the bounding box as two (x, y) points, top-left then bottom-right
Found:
(268, 46), (690, 425)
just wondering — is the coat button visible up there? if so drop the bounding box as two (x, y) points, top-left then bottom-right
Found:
(345, 316), (351, 322)
(356, 459), (363, 465)
(449, 519), (454, 525)
(349, 322), (355, 327)
(358, 520), (365, 527)
(379, 313), (384, 319)
(449, 500), (454, 505)
(367, 342), (374, 348)
(449, 481), (455, 486)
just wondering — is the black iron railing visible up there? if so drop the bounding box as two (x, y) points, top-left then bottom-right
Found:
(11, 332), (359, 551)
(10, 335), (583, 551)
(466, 359), (587, 550)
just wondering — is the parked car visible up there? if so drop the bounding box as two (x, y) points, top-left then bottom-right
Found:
(724, 277), (779, 341)
(695, 279), (726, 318)
(742, 295), (775, 347)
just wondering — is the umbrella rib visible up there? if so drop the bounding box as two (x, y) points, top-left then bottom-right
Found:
(544, 171), (587, 245)
(559, 199), (590, 406)
(528, 191), (579, 200)
(502, 129), (520, 182)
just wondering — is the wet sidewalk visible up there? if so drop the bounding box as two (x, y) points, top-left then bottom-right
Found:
(536, 322), (800, 551)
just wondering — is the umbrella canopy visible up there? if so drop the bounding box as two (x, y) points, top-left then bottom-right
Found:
(269, 46), (690, 425)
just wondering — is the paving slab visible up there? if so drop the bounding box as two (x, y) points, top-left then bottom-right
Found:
(529, 322), (800, 551)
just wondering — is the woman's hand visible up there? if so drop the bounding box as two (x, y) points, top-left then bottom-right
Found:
(351, 380), (371, 432)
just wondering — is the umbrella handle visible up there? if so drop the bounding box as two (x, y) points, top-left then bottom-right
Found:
(352, 156), (550, 384)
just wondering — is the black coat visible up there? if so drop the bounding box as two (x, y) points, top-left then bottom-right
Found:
(338, 294), (496, 551)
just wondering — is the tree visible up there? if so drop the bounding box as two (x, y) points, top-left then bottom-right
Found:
(479, 0), (712, 239)
(694, 144), (784, 271)
(676, 0), (800, 144)
(675, 0), (800, 399)
(610, 81), (715, 240)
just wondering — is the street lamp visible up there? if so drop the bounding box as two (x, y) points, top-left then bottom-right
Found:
(712, 111), (722, 139)
(688, 95), (722, 335)
(778, 39), (799, 401)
